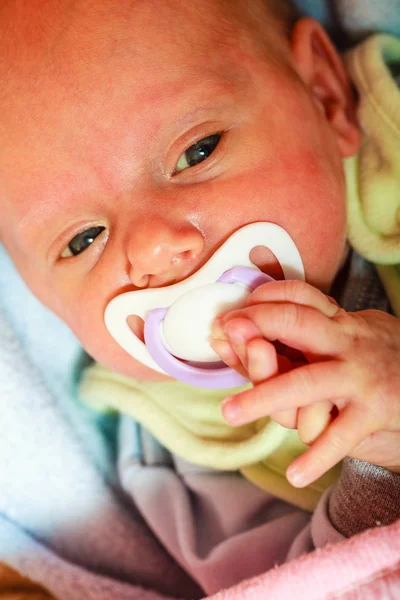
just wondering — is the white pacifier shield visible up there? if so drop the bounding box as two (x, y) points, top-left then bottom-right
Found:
(162, 282), (249, 362)
(105, 222), (305, 373)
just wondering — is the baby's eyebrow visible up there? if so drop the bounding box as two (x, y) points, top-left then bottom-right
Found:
(15, 195), (68, 249)
(172, 97), (237, 130)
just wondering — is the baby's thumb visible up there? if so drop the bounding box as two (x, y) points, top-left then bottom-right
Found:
(297, 400), (334, 445)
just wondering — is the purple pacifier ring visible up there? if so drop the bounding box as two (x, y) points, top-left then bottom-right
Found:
(144, 307), (247, 389)
(217, 266), (274, 289)
(144, 266), (274, 389)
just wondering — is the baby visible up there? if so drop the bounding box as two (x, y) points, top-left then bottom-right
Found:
(0, 0), (399, 595)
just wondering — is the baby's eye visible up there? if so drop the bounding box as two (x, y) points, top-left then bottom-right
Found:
(174, 133), (221, 174)
(61, 225), (106, 258)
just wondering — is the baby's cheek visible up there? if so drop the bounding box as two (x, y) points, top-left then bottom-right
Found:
(305, 225), (347, 291)
(293, 185), (347, 289)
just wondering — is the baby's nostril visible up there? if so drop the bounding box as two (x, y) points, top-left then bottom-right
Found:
(179, 249), (197, 262)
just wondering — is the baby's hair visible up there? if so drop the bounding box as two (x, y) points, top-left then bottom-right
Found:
(222, 0), (298, 50)
(250, 0), (299, 39)
(217, 0), (298, 68)
(267, 0), (299, 34)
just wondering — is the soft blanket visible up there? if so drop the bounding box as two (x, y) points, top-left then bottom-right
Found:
(1, 1), (400, 599)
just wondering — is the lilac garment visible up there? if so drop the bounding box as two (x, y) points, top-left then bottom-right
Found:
(118, 418), (400, 596)
(118, 417), (311, 595)
(119, 417), (400, 597)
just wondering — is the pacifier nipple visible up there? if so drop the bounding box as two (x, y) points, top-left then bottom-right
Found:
(143, 267), (273, 388)
(161, 281), (248, 363)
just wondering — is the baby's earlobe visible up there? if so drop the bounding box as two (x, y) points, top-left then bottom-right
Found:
(328, 103), (361, 157)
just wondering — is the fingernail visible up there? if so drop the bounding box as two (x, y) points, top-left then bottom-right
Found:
(221, 396), (242, 424)
(286, 466), (307, 488)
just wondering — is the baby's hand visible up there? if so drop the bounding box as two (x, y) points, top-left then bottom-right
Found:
(211, 280), (400, 487)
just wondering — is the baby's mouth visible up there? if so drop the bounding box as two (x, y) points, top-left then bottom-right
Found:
(126, 245), (284, 346)
(105, 222), (305, 374)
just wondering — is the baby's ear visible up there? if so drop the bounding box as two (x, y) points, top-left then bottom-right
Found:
(290, 18), (361, 158)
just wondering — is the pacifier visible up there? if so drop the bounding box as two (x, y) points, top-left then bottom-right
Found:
(105, 222), (305, 389)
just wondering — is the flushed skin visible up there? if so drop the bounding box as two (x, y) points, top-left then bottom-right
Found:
(0, 1), (359, 381)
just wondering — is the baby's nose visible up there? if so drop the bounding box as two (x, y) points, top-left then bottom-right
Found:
(126, 218), (204, 288)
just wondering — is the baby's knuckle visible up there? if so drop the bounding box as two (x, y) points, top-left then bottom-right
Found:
(341, 311), (382, 345)
(245, 386), (267, 416)
(290, 367), (315, 397)
(283, 279), (307, 303)
(327, 430), (348, 454)
(280, 303), (300, 331)
(337, 315), (370, 351)
(330, 307), (347, 325)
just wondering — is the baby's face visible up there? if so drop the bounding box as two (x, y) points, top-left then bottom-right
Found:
(0, 1), (358, 380)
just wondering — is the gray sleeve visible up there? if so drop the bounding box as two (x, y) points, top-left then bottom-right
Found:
(327, 458), (400, 537)
(288, 458), (400, 559)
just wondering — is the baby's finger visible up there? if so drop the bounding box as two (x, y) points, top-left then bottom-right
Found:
(247, 280), (339, 318)
(246, 337), (278, 382)
(247, 344), (297, 428)
(286, 405), (375, 487)
(297, 400), (334, 445)
(220, 302), (346, 356)
(217, 317), (263, 373)
(222, 360), (350, 425)
(210, 338), (248, 379)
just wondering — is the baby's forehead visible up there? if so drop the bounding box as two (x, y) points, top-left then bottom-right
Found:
(0, 0), (259, 133)
(0, 0), (287, 249)
(0, 2), (252, 153)
(0, 4), (245, 228)
(1, 0), (244, 67)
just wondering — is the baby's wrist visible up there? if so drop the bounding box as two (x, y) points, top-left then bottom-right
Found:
(328, 458), (400, 538)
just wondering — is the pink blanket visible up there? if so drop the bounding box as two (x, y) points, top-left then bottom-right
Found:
(207, 519), (400, 600)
